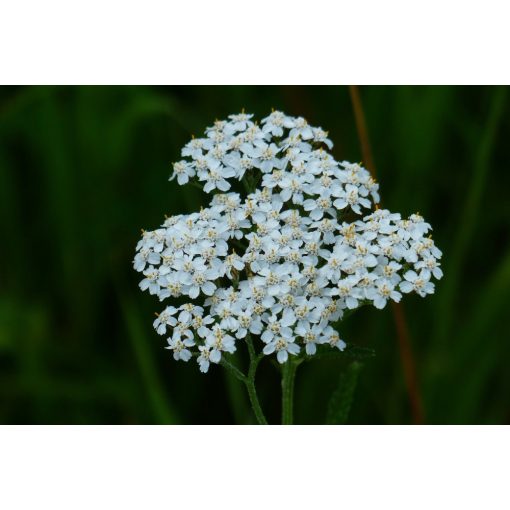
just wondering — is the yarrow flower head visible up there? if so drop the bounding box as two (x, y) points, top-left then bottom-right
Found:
(134, 111), (443, 373)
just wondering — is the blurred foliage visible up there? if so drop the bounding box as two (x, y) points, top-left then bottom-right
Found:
(0, 85), (509, 424)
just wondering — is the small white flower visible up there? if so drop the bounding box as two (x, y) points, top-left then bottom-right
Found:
(153, 306), (178, 335)
(295, 322), (323, 355)
(243, 141), (282, 173)
(263, 337), (301, 363)
(312, 127), (333, 149)
(416, 256), (443, 279)
(367, 279), (402, 309)
(400, 270), (435, 297)
(261, 110), (286, 136)
(336, 275), (362, 310)
(320, 327), (346, 351)
(261, 314), (293, 344)
(139, 265), (160, 295)
(202, 165), (235, 193)
(228, 112), (254, 131)
(205, 326), (236, 364)
(165, 337), (194, 361)
(333, 184), (371, 215)
(170, 160), (195, 185)
(302, 193), (335, 221)
(197, 345), (212, 373)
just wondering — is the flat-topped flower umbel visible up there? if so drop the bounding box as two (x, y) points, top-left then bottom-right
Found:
(134, 111), (442, 373)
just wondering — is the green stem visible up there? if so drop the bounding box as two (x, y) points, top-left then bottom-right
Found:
(220, 358), (246, 382)
(189, 180), (204, 192)
(245, 372), (267, 425)
(281, 359), (300, 425)
(221, 337), (267, 424)
(244, 335), (268, 425)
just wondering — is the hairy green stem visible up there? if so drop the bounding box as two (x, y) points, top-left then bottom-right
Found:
(220, 358), (246, 382)
(221, 337), (267, 424)
(245, 335), (268, 424)
(281, 359), (300, 425)
(245, 371), (267, 425)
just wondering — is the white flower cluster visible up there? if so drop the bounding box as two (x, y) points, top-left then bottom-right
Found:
(134, 111), (442, 373)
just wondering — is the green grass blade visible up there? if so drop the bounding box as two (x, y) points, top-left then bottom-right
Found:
(118, 292), (178, 424)
(326, 361), (363, 424)
(434, 87), (507, 345)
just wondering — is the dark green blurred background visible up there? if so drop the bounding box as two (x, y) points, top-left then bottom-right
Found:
(0, 86), (508, 424)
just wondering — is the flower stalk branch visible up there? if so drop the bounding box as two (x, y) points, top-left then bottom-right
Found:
(245, 335), (268, 424)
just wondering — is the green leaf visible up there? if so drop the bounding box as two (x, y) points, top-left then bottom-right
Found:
(434, 86), (507, 346)
(343, 344), (376, 360)
(326, 362), (363, 424)
(306, 343), (375, 363)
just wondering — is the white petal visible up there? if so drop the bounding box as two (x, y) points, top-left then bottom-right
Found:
(263, 343), (276, 355)
(306, 343), (317, 355)
(210, 349), (221, 363)
(400, 282), (413, 293)
(373, 297), (386, 309)
(277, 350), (288, 364)
(188, 286), (200, 299)
(201, 281), (216, 296)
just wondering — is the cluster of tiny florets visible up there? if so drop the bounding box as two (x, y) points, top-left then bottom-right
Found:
(134, 111), (442, 373)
